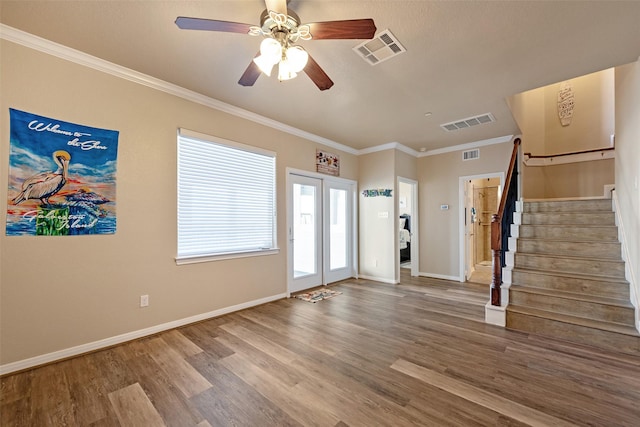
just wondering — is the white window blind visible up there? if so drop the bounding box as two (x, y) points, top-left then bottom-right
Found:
(177, 129), (276, 262)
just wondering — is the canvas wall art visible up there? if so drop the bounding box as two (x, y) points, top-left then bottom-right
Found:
(6, 109), (119, 236)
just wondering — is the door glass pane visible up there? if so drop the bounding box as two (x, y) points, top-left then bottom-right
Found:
(293, 183), (317, 278)
(329, 188), (347, 270)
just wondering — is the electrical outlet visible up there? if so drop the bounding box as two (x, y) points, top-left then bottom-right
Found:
(140, 294), (149, 307)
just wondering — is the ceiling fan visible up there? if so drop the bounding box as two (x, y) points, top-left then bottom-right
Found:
(175, 0), (376, 91)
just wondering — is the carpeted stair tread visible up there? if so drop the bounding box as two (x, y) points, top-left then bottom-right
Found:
(522, 198), (613, 213)
(515, 238), (621, 259)
(521, 212), (615, 224)
(515, 252), (624, 262)
(507, 305), (640, 337)
(510, 285), (634, 308)
(515, 224), (619, 242)
(515, 236), (620, 244)
(510, 268), (630, 299)
(511, 267), (629, 285)
(513, 252), (626, 279)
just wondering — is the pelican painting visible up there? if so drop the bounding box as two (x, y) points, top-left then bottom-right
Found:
(12, 150), (71, 205)
(7, 109), (119, 236)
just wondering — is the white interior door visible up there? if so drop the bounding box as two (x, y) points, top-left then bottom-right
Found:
(289, 175), (322, 293)
(324, 180), (354, 284)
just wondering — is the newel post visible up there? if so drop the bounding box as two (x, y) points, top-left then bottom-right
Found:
(490, 214), (502, 306)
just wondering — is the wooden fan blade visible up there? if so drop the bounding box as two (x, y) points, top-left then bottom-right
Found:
(175, 17), (253, 34)
(238, 54), (262, 87)
(307, 19), (376, 40)
(303, 55), (334, 91)
(265, 0), (287, 15)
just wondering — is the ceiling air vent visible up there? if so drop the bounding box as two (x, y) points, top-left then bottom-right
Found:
(462, 149), (480, 161)
(353, 29), (406, 65)
(441, 113), (495, 132)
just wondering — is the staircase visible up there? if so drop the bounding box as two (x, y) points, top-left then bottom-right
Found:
(505, 198), (640, 355)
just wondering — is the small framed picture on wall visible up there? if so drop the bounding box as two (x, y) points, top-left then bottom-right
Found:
(316, 149), (339, 176)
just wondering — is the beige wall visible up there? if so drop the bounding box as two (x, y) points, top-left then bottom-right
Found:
(395, 149), (418, 181)
(357, 148), (418, 283)
(417, 141), (513, 280)
(528, 159), (614, 199)
(358, 150), (395, 281)
(0, 41), (358, 366)
(615, 60), (640, 324)
(543, 69), (614, 154)
(509, 69), (615, 198)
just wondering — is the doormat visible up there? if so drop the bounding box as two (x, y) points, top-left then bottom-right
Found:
(295, 289), (342, 303)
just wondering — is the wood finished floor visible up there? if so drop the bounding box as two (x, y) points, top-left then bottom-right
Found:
(2, 270), (640, 426)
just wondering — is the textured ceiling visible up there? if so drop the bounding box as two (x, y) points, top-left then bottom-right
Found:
(2, 1), (640, 152)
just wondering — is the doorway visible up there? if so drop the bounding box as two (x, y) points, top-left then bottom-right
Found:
(287, 170), (357, 294)
(459, 173), (503, 284)
(398, 177), (419, 279)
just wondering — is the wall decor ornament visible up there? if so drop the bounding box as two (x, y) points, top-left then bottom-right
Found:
(6, 109), (119, 236)
(362, 189), (393, 197)
(316, 149), (340, 176)
(557, 81), (574, 126)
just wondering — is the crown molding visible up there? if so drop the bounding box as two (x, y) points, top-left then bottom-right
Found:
(358, 142), (419, 156)
(0, 24), (359, 155)
(418, 134), (514, 157)
(1, 24), (516, 159)
(356, 136), (515, 157)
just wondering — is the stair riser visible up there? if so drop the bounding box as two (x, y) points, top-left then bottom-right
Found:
(517, 225), (618, 241)
(522, 212), (615, 225)
(517, 240), (621, 259)
(511, 270), (629, 299)
(515, 254), (626, 278)
(509, 290), (635, 324)
(506, 310), (640, 355)
(523, 200), (612, 213)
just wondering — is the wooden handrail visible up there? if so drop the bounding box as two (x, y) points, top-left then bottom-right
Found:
(524, 146), (613, 159)
(491, 137), (521, 306)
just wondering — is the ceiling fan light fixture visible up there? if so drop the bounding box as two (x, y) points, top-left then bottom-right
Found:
(285, 46), (309, 72)
(175, 2), (376, 90)
(277, 59), (297, 81)
(253, 37), (283, 76)
(259, 37), (282, 62)
(253, 54), (276, 76)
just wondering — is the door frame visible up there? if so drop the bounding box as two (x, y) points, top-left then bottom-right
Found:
(286, 168), (358, 296)
(397, 177), (419, 280)
(458, 172), (504, 282)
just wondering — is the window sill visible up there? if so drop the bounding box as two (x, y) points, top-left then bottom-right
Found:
(175, 248), (280, 265)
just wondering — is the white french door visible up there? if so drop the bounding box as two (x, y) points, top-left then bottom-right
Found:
(324, 181), (353, 284)
(289, 175), (323, 292)
(287, 172), (356, 294)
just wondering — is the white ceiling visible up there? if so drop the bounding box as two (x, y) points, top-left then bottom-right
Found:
(2, 1), (640, 153)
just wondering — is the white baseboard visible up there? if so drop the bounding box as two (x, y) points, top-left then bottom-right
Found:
(418, 272), (460, 282)
(358, 274), (399, 284)
(358, 272), (462, 284)
(0, 293), (287, 376)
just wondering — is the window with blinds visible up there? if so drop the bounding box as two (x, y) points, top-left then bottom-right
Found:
(177, 129), (277, 264)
